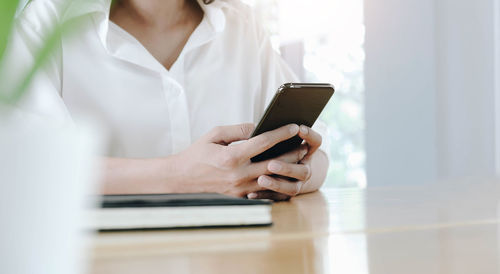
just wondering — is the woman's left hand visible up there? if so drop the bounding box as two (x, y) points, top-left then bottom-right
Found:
(247, 125), (322, 201)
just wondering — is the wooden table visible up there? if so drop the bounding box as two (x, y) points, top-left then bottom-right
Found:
(90, 178), (500, 274)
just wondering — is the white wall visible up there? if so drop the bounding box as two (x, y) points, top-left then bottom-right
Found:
(435, 0), (497, 179)
(365, 0), (499, 186)
(365, 0), (438, 186)
(496, 0), (500, 177)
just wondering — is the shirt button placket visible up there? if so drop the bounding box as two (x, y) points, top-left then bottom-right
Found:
(163, 75), (191, 154)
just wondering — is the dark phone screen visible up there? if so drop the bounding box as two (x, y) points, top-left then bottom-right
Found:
(250, 83), (334, 162)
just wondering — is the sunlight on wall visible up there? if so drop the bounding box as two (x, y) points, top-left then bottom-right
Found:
(247, 0), (366, 188)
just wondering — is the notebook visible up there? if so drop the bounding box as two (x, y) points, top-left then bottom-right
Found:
(89, 193), (272, 231)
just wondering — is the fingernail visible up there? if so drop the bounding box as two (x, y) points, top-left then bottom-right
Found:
(247, 193), (258, 199)
(300, 125), (309, 135)
(300, 149), (308, 158)
(290, 124), (299, 134)
(258, 176), (271, 187)
(268, 161), (282, 172)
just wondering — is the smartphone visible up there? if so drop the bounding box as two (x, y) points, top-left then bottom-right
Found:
(250, 83), (335, 162)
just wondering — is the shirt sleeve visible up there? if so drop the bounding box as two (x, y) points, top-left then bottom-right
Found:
(255, 24), (330, 153)
(0, 0), (71, 124)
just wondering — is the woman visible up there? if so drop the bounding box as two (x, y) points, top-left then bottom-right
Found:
(7, 0), (329, 200)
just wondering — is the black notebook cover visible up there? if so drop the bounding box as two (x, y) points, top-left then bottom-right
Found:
(100, 193), (272, 208)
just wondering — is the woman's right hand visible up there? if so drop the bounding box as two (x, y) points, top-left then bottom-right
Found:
(170, 123), (300, 197)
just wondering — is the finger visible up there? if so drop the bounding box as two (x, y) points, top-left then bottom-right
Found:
(245, 158), (299, 179)
(240, 182), (268, 197)
(244, 160), (274, 179)
(257, 175), (304, 196)
(203, 123), (255, 145)
(298, 125), (322, 157)
(224, 180), (267, 198)
(240, 149), (308, 181)
(247, 190), (291, 201)
(235, 124), (299, 159)
(267, 160), (312, 182)
(273, 144), (308, 164)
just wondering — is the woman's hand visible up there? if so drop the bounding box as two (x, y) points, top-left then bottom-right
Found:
(101, 123), (328, 199)
(171, 123), (301, 197)
(247, 125), (326, 201)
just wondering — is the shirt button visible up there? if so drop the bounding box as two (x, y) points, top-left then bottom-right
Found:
(163, 78), (183, 97)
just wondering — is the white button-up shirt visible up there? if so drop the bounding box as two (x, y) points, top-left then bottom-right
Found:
(3, 0), (300, 158)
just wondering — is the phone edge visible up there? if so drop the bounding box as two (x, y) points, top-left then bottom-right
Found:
(250, 83), (335, 137)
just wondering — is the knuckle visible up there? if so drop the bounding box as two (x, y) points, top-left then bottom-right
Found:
(296, 150), (303, 162)
(258, 134), (271, 146)
(240, 124), (254, 138)
(286, 185), (299, 196)
(272, 182), (282, 193)
(211, 126), (223, 137)
(303, 165), (312, 181)
(228, 170), (246, 184)
(232, 149), (245, 162)
(255, 136), (273, 152)
(280, 163), (290, 174)
(220, 152), (239, 167)
(317, 134), (323, 145)
(292, 182), (302, 196)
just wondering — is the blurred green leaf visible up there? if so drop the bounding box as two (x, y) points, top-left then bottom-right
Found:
(3, 21), (73, 104)
(0, 1), (80, 106)
(0, 0), (20, 61)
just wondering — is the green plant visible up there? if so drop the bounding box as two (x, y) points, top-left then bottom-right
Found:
(0, 1), (18, 61)
(0, 0), (74, 106)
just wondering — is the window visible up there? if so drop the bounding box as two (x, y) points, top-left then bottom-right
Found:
(247, 0), (366, 188)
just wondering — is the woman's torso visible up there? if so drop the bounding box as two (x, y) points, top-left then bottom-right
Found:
(12, 0), (297, 158)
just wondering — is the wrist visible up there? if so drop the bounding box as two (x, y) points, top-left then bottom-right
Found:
(158, 153), (185, 193)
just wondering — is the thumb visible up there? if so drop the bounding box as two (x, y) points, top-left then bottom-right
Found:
(204, 123), (255, 145)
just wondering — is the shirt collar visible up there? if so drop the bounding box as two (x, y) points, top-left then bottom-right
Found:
(62, 0), (226, 72)
(198, 0), (226, 33)
(61, 0), (111, 23)
(62, 0), (226, 33)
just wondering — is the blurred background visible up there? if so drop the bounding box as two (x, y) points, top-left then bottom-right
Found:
(14, 0), (498, 189)
(247, 0), (366, 188)
(242, 2), (500, 270)
(247, 0), (500, 188)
